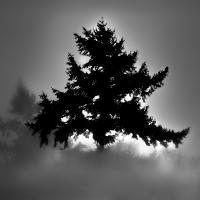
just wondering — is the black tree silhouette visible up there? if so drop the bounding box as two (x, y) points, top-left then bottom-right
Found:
(26, 19), (189, 150)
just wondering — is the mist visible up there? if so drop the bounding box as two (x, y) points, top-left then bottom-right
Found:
(0, 147), (200, 200)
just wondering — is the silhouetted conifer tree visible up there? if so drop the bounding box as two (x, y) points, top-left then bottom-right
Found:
(26, 19), (189, 149)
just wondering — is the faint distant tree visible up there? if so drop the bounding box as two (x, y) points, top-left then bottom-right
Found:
(26, 19), (189, 150)
(9, 81), (39, 121)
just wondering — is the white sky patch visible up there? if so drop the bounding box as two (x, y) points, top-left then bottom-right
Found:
(68, 130), (175, 157)
(93, 95), (100, 102)
(121, 94), (147, 108)
(121, 94), (133, 102)
(139, 98), (147, 108)
(71, 133), (97, 151)
(78, 55), (90, 65)
(106, 130), (116, 136)
(113, 133), (154, 157)
(135, 138), (175, 157)
(61, 116), (69, 123)
(113, 132), (175, 157)
(82, 110), (93, 120)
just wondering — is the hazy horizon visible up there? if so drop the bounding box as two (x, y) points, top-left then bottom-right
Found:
(0, 0), (200, 199)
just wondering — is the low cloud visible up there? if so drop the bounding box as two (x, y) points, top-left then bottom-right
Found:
(0, 81), (199, 200)
(0, 149), (200, 200)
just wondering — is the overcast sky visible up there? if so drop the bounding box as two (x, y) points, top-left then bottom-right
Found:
(0, 1), (200, 199)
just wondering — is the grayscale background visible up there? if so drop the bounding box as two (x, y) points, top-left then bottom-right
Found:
(0, 1), (200, 199)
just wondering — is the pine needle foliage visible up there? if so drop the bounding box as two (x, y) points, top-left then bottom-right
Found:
(26, 19), (189, 149)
